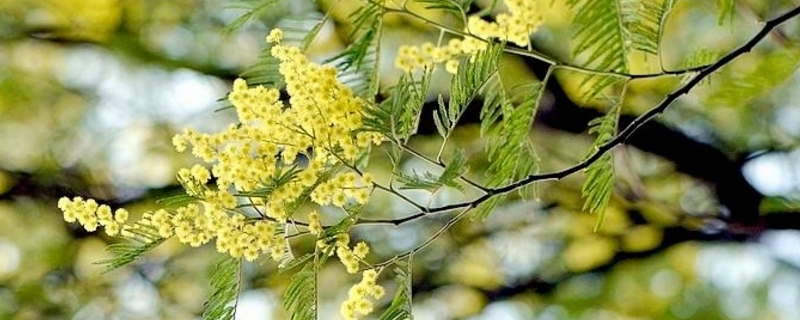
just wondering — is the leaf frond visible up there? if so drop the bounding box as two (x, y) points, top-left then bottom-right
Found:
(364, 69), (433, 142)
(716, 0), (735, 25)
(413, 0), (472, 20)
(202, 258), (242, 320)
(706, 47), (800, 109)
(378, 257), (413, 320)
(98, 235), (165, 273)
(568, 0), (674, 100)
(473, 80), (544, 220)
(581, 102), (621, 231)
(396, 149), (468, 192)
(437, 41), (503, 138)
(284, 264), (317, 320)
(223, 0), (282, 33)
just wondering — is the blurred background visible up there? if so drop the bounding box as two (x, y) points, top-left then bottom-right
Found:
(1, 0), (800, 319)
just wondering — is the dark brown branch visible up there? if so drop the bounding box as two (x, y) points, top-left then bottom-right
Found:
(360, 5), (800, 227)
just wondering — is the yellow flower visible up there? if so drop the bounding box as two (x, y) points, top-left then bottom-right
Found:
(266, 28), (283, 44)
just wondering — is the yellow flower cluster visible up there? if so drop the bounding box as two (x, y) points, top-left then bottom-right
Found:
(395, 0), (543, 73)
(467, 0), (543, 47)
(317, 233), (371, 274)
(310, 172), (372, 207)
(171, 28), (383, 225)
(340, 269), (385, 320)
(146, 202), (286, 261)
(59, 28), (384, 265)
(395, 40), (465, 74)
(58, 197), (129, 236)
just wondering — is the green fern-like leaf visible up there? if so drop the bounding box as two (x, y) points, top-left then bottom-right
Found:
(203, 258), (242, 320)
(284, 264), (317, 320)
(326, 0), (383, 98)
(326, 15), (382, 98)
(474, 80), (543, 220)
(581, 103), (620, 231)
(223, 0), (282, 33)
(569, 0), (630, 73)
(681, 48), (719, 69)
(279, 252), (314, 271)
(278, 12), (328, 50)
(364, 70), (433, 142)
(235, 165), (302, 198)
(348, 0), (383, 37)
(706, 48), (800, 109)
(98, 236), (165, 273)
(396, 170), (442, 192)
(155, 194), (197, 208)
(240, 53), (284, 87)
(378, 257), (413, 320)
(396, 149), (468, 192)
(436, 41), (503, 140)
(569, 0), (673, 101)
(716, 0), (735, 25)
(620, 0), (675, 55)
(414, 0), (472, 20)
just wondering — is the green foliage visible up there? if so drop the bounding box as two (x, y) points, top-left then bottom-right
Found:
(378, 258), (413, 320)
(99, 236), (165, 273)
(284, 264), (317, 320)
(223, 0), (282, 33)
(327, 0), (384, 97)
(434, 42), (503, 139)
(473, 79), (544, 220)
(706, 47), (800, 109)
(581, 103), (621, 231)
(681, 48), (719, 69)
(396, 148), (468, 192)
(365, 70), (432, 142)
(98, 221), (164, 272)
(202, 258), (242, 320)
(326, 9), (382, 98)
(240, 53), (284, 87)
(155, 194), (197, 208)
(484, 82), (542, 188)
(716, 0), (736, 25)
(235, 165), (302, 198)
(279, 12), (330, 50)
(568, 0), (630, 73)
(568, 0), (673, 100)
(621, 0), (676, 55)
(414, 0), (473, 20)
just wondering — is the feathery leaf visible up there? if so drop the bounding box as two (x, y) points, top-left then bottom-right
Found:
(716, 0), (735, 25)
(396, 149), (468, 192)
(413, 0), (473, 20)
(474, 80), (544, 220)
(706, 47), (800, 109)
(98, 236), (164, 273)
(202, 258), (242, 320)
(581, 102), (620, 231)
(568, 0), (673, 100)
(97, 220), (164, 272)
(437, 41), (503, 140)
(284, 264), (317, 320)
(223, 0), (282, 33)
(364, 69), (433, 142)
(378, 257), (413, 320)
